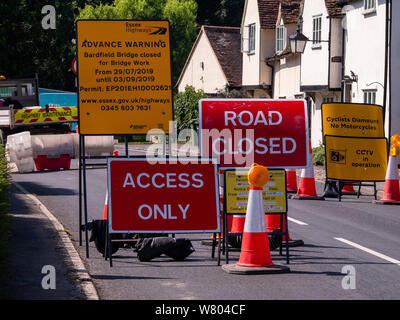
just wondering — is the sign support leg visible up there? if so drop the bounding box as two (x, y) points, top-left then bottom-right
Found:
(79, 134), (82, 246)
(82, 136), (90, 258)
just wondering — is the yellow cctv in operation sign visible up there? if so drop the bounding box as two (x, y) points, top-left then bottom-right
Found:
(225, 169), (287, 214)
(322, 103), (384, 138)
(76, 20), (173, 135)
(325, 135), (387, 181)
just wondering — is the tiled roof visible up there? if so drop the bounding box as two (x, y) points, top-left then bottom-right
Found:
(257, 0), (280, 29)
(324, 0), (344, 17)
(203, 26), (242, 87)
(265, 45), (293, 61)
(280, 0), (302, 25)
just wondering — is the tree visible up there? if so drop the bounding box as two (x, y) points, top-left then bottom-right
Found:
(174, 85), (207, 132)
(77, 0), (198, 85)
(195, 0), (244, 27)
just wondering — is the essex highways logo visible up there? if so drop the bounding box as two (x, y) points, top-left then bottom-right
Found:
(125, 22), (167, 35)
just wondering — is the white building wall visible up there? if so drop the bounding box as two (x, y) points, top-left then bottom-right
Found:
(260, 29), (274, 86)
(273, 55), (301, 99)
(343, 0), (387, 135)
(177, 32), (227, 94)
(301, 0), (330, 87)
(391, 0), (400, 137)
(242, 0), (261, 86)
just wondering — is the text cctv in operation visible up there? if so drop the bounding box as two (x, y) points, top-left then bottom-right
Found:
(207, 110), (297, 155)
(121, 172), (205, 220)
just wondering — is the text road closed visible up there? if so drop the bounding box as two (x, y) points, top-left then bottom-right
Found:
(200, 99), (308, 168)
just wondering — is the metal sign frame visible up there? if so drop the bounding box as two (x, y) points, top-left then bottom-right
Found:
(104, 156), (222, 267)
(222, 168), (289, 265)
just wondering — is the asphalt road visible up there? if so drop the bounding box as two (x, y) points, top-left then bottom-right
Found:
(10, 146), (400, 300)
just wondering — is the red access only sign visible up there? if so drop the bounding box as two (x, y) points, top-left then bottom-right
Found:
(107, 158), (220, 233)
(199, 99), (309, 168)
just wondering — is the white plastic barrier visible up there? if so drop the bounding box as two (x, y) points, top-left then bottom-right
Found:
(31, 134), (75, 158)
(72, 133), (114, 157)
(6, 131), (35, 173)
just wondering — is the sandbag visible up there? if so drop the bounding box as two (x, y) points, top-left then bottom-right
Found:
(135, 237), (195, 262)
(89, 219), (121, 255)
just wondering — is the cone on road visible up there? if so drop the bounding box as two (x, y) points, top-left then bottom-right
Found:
(102, 189), (108, 220)
(202, 170), (227, 246)
(374, 148), (400, 205)
(293, 140), (324, 200)
(341, 183), (358, 195)
(222, 164), (290, 274)
(286, 169), (297, 194)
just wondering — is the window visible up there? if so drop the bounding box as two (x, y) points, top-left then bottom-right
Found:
(248, 24), (255, 53)
(276, 25), (285, 53)
(364, 90), (376, 104)
(364, 0), (375, 10)
(312, 16), (322, 46)
(323, 96), (335, 103)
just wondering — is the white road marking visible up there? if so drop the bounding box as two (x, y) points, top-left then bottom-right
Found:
(288, 217), (309, 225)
(334, 237), (400, 266)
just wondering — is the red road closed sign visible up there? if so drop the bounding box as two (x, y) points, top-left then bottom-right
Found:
(107, 158), (220, 233)
(199, 99), (309, 168)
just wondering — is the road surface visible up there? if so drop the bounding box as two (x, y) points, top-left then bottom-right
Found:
(10, 145), (400, 300)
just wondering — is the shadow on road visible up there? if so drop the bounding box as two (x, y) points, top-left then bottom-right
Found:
(91, 274), (174, 280)
(11, 181), (77, 196)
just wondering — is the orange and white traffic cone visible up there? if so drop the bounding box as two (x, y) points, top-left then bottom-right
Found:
(375, 148), (400, 205)
(286, 169), (297, 194)
(293, 140), (324, 200)
(222, 164), (290, 274)
(341, 184), (358, 195)
(102, 189), (108, 220)
(202, 170), (227, 246)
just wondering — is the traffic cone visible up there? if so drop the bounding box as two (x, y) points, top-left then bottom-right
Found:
(374, 151), (400, 205)
(286, 169), (297, 194)
(102, 189), (108, 220)
(293, 140), (324, 200)
(202, 170), (227, 246)
(222, 164), (290, 274)
(341, 183), (358, 195)
(266, 214), (304, 247)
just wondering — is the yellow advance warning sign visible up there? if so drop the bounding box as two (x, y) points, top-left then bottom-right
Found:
(13, 106), (78, 125)
(76, 20), (173, 135)
(225, 169), (287, 214)
(322, 103), (384, 138)
(325, 136), (387, 181)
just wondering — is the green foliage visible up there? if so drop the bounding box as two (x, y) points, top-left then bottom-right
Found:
(0, 144), (10, 281)
(312, 144), (325, 166)
(196, 0), (245, 27)
(174, 85), (207, 131)
(77, 0), (198, 84)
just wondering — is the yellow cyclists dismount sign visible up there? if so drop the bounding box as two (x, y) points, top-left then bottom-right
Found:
(325, 135), (388, 181)
(76, 20), (173, 135)
(322, 103), (384, 138)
